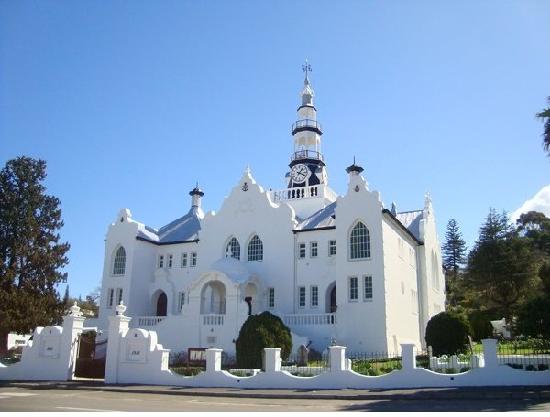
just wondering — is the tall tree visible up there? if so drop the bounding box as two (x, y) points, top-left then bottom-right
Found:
(516, 211), (550, 256)
(0, 157), (70, 356)
(62, 285), (70, 307)
(536, 97), (550, 156)
(466, 209), (538, 321)
(478, 208), (512, 242)
(443, 219), (467, 274)
(442, 219), (467, 307)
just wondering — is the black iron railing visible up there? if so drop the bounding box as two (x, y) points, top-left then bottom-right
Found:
(291, 150), (323, 162)
(292, 119), (322, 134)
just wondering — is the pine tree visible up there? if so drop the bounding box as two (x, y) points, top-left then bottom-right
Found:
(478, 208), (513, 243)
(442, 219), (467, 274)
(0, 157), (70, 356)
(442, 219), (467, 307)
(466, 208), (537, 320)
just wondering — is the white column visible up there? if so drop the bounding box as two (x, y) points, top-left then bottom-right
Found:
(263, 348), (281, 373)
(481, 339), (498, 368)
(400, 344), (417, 370)
(105, 303), (131, 384)
(329, 346), (347, 371)
(205, 348), (223, 373)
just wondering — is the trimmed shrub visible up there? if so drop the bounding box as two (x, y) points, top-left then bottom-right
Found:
(467, 309), (495, 341)
(236, 311), (292, 369)
(425, 312), (469, 356)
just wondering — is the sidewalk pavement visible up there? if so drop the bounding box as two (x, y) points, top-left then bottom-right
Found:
(1, 380), (549, 401)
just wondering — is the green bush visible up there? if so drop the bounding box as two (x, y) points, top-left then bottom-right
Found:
(425, 312), (469, 356)
(236, 311), (292, 369)
(515, 295), (550, 340)
(467, 309), (495, 341)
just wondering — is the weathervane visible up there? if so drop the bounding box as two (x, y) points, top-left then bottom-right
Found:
(302, 59), (312, 81)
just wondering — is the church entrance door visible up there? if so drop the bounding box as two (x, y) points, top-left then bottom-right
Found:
(326, 282), (336, 313)
(156, 292), (167, 316)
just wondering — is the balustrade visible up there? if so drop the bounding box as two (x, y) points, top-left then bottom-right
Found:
(283, 313), (336, 326)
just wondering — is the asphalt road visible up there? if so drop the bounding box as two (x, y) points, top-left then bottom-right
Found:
(1, 384), (550, 412)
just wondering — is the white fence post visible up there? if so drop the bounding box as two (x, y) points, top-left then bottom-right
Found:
(263, 348), (281, 373)
(61, 302), (85, 380)
(205, 348), (223, 373)
(470, 354), (485, 368)
(105, 303), (131, 384)
(400, 344), (416, 370)
(329, 346), (347, 372)
(481, 339), (498, 369)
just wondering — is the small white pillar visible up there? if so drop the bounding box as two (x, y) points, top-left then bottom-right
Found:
(400, 344), (417, 370)
(205, 348), (223, 373)
(61, 302), (85, 380)
(329, 346), (347, 372)
(263, 348), (281, 373)
(105, 303), (131, 384)
(481, 339), (498, 368)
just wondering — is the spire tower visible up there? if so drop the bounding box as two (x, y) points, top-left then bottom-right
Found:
(288, 61), (327, 189)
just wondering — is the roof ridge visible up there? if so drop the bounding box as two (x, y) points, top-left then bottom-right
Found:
(396, 209), (423, 215)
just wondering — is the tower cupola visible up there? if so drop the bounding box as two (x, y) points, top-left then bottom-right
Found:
(345, 157), (364, 176)
(189, 183), (204, 216)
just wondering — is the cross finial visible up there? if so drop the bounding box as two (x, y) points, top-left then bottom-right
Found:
(302, 59), (312, 81)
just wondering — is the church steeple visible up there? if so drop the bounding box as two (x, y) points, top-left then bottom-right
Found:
(301, 60), (314, 107)
(288, 61), (327, 189)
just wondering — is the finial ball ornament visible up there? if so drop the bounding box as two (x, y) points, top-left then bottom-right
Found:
(70, 301), (83, 317)
(116, 301), (127, 316)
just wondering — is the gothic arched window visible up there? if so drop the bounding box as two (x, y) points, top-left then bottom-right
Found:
(349, 221), (370, 259)
(247, 235), (263, 261)
(113, 246), (126, 275)
(225, 237), (240, 260)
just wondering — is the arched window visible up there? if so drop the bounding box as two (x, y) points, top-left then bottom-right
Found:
(349, 221), (370, 259)
(247, 235), (263, 261)
(113, 246), (126, 275)
(225, 237), (240, 260)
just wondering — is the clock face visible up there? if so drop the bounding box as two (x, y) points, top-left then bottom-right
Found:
(291, 164), (309, 183)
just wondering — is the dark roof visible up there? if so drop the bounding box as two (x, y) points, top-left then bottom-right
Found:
(295, 202), (336, 231)
(385, 209), (424, 244)
(137, 208), (202, 244)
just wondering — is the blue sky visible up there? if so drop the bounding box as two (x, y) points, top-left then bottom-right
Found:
(1, 1), (549, 298)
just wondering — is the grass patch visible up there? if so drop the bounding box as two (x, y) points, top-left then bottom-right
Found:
(351, 358), (402, 376)
(170, 366), (203, 376)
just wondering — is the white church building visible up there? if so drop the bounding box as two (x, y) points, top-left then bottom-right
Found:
(95, 68), (446, 355)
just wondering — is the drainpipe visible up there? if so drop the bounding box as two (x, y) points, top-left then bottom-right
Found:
(293, 232), (297, 314)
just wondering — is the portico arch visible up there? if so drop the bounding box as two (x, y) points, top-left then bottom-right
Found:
(200, 281), (227, 314)
(244, 282), (258, 315)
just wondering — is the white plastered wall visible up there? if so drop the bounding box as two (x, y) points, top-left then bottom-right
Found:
(381, 216), (422, 352)
(416, 199), (446, 346)
(333, 172), (388, 352)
